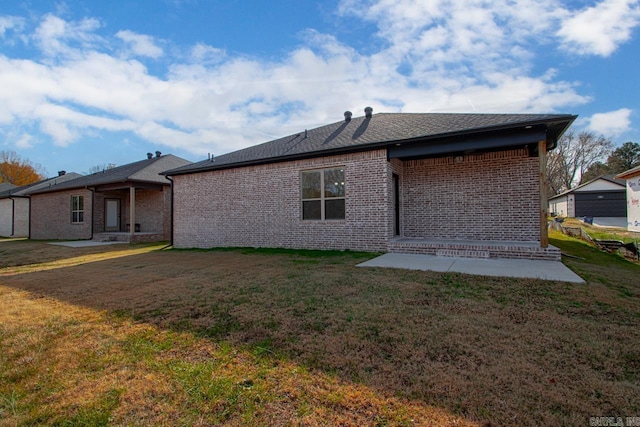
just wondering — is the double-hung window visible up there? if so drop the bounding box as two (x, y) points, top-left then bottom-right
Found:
(71, 195), (84, 224)
(301, 167), (345, 220)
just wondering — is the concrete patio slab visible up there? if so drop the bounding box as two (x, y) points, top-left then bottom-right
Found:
(357, 253), (585, 283)
(48, 240), (128, 248)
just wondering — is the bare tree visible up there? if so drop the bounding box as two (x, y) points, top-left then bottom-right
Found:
(85, 163), (116, 174)
(547, 131), (613, 195)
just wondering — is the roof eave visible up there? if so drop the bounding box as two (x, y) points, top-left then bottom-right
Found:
(164, 114), (578, 177)
(615, 166), (640, 180)
(28, 178), (168, 195)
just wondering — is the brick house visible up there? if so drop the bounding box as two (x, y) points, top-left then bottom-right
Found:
(0, 172), (82, 238)
(165, 109), (575, 260)
(28, 152), (190, 243)
(616, 165), (640, 232)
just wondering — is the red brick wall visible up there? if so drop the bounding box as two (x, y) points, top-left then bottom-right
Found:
(172, 150), (390, 251)
(30, 189), (93, 240)
(401, 148), (539, 241)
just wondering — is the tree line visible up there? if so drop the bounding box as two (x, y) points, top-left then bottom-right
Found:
(546, 132), (639, 196)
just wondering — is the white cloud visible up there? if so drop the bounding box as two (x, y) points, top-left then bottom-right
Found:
(33, 14), (102, 57)
(587, 108), (633, 136)
(0, 3), (634, 159)
(190, 43), (225, 64)
(116, 30), (163, 58)
(558, 0), (640, 56)
(40, 119), (76, 146)
(15, 133), (33, 149)
(0, 16), (24, 37)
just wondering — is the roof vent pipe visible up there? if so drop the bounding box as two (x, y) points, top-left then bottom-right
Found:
(344, 111), (352, 122)
(364, 106), (373, 118)
(58, 170), (66, 176)
(155, 151), (162, 158)
(147, 153), (153, 159)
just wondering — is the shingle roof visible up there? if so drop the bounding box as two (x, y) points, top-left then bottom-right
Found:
(0, 173), (83, 198)
(0, 183), (17, 193)
(28, 154), (191, 195)
(165, 112), (576, 176)
(548, 174), (626, 200)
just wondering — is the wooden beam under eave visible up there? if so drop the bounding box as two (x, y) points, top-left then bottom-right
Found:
(129, 186), (136, 237)
(539, 140), (549, 248)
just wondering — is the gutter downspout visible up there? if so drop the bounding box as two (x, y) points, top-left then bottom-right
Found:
(28, 195), (31, 239)
(166, 176), (174, 247)
(87, 186), (95, 240)
(9, 197), (15, 236)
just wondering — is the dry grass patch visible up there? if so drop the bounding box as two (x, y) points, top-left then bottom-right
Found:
(1, 237), (639, 425)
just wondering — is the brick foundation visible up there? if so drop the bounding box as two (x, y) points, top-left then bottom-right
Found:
(388, 238), (561, 261)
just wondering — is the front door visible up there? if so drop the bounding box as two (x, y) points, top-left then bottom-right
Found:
(105, 199), (121, 232)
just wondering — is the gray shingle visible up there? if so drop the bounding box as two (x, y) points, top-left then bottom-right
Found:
(166, 112), (575, 175)
(0, 173), (83, 198)
(28, 155), (191, 195)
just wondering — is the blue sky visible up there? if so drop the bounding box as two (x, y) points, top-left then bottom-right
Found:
(1, 0), (639, 176)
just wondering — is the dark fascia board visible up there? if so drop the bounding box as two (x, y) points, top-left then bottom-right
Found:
(573, 189), (625, 194)
(29, 179), (167, 196)
(94, 181), (166, 192)
(163, 141), (394, 176)
(165, 115), (577, 176)
(388, 128), (546, 159)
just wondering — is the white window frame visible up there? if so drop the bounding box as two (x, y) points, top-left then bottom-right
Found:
(71, 195), (84, 224)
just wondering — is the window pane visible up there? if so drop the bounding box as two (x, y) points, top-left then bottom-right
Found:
(301, 171), (321, 199)
(78, 212), (84, 223)
(72, 212), (78, 223)
(325, 199), (345, 220)
(302, 200), (321, 220)
(72, 196), (78, 210)
(324, 168), (345, 198)
(78, 196), (84, 210)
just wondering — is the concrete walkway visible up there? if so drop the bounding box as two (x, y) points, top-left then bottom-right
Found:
(588, 217), (628, 229)
(49, 240), (128, 248)
(357, 253), (585, 283)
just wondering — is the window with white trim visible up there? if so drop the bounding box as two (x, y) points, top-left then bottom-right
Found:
(71, 195), (84, 223)
(301, 167), (345, 220)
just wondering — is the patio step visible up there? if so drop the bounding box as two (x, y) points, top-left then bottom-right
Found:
(92, 233), (130, 243)
(388, 238), (561, 261)
(436, 249), (490, 258)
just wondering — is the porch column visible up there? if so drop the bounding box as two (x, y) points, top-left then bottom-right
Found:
(129, 186), (136, 237)
(539, 140), (549, 248)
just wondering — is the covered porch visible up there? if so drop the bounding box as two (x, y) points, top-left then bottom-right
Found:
(386, 127), (559, 261)
(91, 181), (170, 243)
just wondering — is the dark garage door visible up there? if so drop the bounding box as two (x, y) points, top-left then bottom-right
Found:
(575, 191), (626, 217)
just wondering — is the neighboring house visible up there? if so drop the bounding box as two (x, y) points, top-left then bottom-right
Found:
(548, 175), (626, 218)
(28, 152), (191, 243)
(165, 109), (576, 261)
(615, 165), (640, 232)
(0, 172), (82, 238)
(0, 183), (17, 193)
